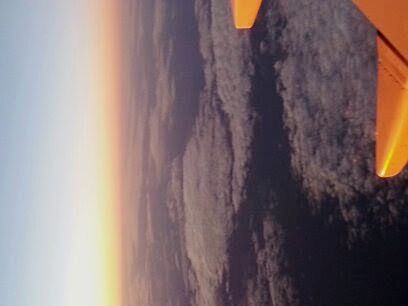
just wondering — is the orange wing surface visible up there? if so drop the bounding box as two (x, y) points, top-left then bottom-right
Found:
(352, 0), (408, 57)
(231, 0), (263, 29)
(353, 0), (408, 177)
(376, 36), (408, 177)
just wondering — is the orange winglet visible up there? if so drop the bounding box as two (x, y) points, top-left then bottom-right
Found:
(231, 0), (263, 29)
(353, 0), (408, 177)
(352, 0), (408, 57)
(376, 36), (408, 177)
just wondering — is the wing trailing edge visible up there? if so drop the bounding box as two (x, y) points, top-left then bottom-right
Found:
(376, 36), (408, 177)
(353, 0), (408, 177)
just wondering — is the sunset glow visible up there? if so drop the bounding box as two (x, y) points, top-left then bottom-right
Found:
(63, 1), (123, 305)
(92, 1), (123, 305)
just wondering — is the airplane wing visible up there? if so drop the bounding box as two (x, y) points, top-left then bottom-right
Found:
(352, 0), (408, 57)
(376, 35), (408, 178)
(353, 0), (408, 177)
(231, 0), (263, 29)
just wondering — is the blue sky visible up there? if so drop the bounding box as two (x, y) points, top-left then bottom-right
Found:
(0, 1), (109, 305)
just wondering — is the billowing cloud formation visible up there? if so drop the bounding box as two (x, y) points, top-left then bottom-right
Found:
(122, 0), (408, 305)
(272, 0), (408, 238)
(182, 98), (235, 305)
(176, 0), (257, 303)
(249, 213), (299, 306)
(121, 0), (300, 304)
(194, 0), (256, 212)
(277, 0), (378, 201)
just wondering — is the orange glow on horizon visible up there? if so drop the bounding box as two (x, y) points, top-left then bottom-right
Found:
(90, 0), (124, 305)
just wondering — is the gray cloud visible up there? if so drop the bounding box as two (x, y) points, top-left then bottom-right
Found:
(180, 1), (301, 305)
(249, 213), (300, 306)
(122, 1), (408, 305)
(270, 0), (408, 239)
(195, 0), (256, 212)
(276, 0), (377, 201)
(182, 97), (235, 306)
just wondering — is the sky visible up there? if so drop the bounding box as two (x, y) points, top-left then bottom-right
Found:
(0, 1), (123, 306)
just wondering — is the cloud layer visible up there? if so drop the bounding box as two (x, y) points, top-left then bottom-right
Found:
(121, 0), (408, 305)
(272, 0), (408, 238)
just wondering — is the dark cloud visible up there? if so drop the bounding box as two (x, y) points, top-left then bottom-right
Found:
(164, 0), (301, 304)
(249, 213), (300, 306)
(270, 0), (408, 238)
(121, 0), (300, 305)
(182, 96), (235, 305)
(194, 0), (256, 212)
(122, 0), (408, 305)
(276, 0), (378, 201)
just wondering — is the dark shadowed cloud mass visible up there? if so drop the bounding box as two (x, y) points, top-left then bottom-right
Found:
(121, 1), (408, 305)
(272, 0), (408, 239)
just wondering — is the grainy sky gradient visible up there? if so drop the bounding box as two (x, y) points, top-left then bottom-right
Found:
(0, 1), (123, 306)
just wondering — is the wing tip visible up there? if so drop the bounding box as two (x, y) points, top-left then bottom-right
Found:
(232, 0), (263, 30)
(376, 163), (406, 178)
(375, 36), (408, 178)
